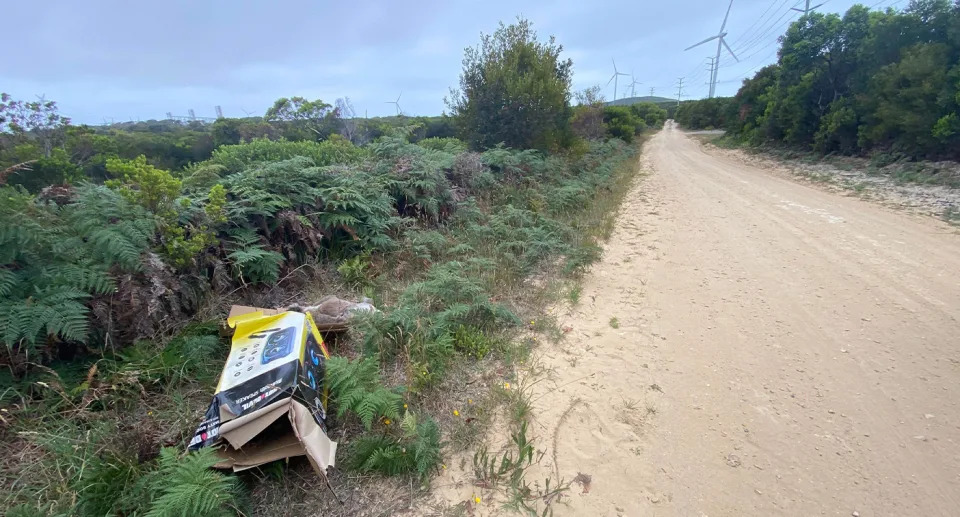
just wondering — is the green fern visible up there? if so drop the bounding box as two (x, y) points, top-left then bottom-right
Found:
(346, 411), (442, 478)
(326, 356), (402, 430)
(143, 447), (244, 517)
(225, 229), (283, 284)
(0, 184), (154, 351)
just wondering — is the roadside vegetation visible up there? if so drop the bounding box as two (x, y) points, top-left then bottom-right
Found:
(0, 17), (663, 516)
(675, 0), (960, 186)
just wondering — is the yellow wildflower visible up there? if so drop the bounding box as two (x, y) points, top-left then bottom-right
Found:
(403, 403), (408, 409)
(383, 418), (391, 425)
(474, 495), (481, 504)
(504, 382), (511, 389)
(453, 409), (460, 416)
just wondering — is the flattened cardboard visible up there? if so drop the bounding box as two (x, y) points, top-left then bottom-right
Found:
(190, 306), (336, 477)
(219, 398), (290, 449)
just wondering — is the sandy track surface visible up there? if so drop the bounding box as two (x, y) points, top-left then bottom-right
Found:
(521, 123), (960, 516)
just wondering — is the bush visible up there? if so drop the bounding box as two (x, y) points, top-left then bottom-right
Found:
(447, 18), (573, 150)
(0, 184), (154, 355)
(208, 136), (363, 174)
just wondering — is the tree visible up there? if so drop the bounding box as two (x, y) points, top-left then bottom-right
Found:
(681, 0), (960, 160)
(447, 18), (573, 150)
(571, 86), (606, 140)
(0, 93), (71, 158)
(211, 118), (242, 147)
(858, 42), (954, 156)
(264, 96), (340, 141)
(335, 97), (363, 144)
(602, 106), (644, 142)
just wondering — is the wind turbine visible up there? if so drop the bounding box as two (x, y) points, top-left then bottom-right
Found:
(385, 92), (403, 116)
(629, 73), (643, 98)
(606, 60), (629, 101)
(684, 0), (739, 98)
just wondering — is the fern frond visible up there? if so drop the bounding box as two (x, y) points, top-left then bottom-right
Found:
(327, 357), (402, 430)
(144, 447), (244, 517)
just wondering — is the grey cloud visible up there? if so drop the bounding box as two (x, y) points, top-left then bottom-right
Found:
(1, 0), (863, 123)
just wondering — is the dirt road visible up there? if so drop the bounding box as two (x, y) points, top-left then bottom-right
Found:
(524, 123), (960, 516)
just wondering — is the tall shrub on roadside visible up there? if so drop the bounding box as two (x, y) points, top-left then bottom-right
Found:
(447, 18), (573, 151)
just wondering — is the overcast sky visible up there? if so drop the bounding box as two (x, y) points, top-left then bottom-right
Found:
(3, 0), (898, 124)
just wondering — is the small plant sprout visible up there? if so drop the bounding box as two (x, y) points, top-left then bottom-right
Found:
(609, 317), (620, 329)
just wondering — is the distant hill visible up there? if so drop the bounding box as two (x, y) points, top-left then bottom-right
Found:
(605, 96), (675, 107)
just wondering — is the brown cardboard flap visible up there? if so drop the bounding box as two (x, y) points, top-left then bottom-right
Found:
(289, 400), (337, 471)
(214, 430), (303, 472)
(219, 398), (290, 450)
(228, 305), (284, 319)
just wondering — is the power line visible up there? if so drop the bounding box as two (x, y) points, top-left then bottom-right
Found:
(733, 0), (803, 53)
(729, 0), (792, 49)
(725, 33), (785, 67)
(684, 0), (738, 98)
(718, 47), (781, 84)
(733, 1), (803, 55)
(722, 13), (797, 69)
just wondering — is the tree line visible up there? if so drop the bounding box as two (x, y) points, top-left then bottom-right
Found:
(675, 0), (960, 161)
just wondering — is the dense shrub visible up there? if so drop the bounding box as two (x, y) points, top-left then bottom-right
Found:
(208, 135), (363, 173)
(678, 2), (960, 161)
(447, 18), (573, 150)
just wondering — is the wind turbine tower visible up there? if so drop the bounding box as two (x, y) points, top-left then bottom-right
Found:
(684, 0), (739, 98)
(607, 60), (630, 101)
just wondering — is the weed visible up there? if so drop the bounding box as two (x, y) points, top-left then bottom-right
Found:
(608, 317), (620, 329)
(567, 286), (582, 306)
(473, 422), (570, 515)
(452, 325), (494, 360)
(942, 206), (960, 225)
(337, 252), (373, 289)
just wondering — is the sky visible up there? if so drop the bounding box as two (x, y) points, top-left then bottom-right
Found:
(2, 0), (901, 124)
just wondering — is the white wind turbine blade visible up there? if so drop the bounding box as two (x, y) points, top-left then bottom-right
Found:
(720, 0), (734, 32)
(721, 37), (739, 61)
(685, 34), (720, 51)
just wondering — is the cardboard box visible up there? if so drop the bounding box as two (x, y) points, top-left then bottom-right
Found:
(188, 306), (337, 476)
